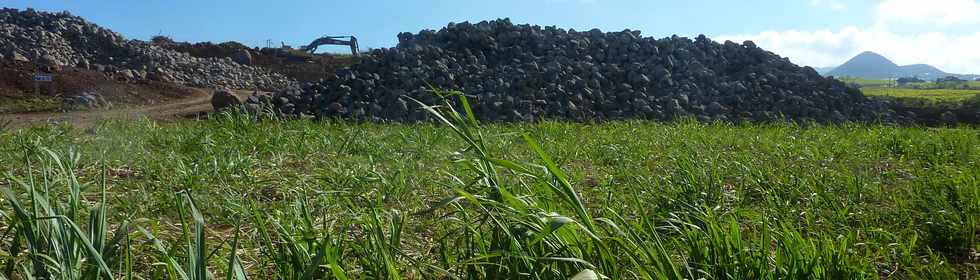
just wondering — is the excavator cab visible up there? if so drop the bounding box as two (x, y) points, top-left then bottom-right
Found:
(301, 36), (359, 57)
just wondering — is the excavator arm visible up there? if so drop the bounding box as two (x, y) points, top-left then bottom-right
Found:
(301, 36), (359, 56)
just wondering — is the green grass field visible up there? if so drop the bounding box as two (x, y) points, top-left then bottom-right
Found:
(837, 77), (897, 88)
(1, 104), (978, 278)
(862, 87), (980, 103)
(837, 77), (980, 89)
(0, 96), (62, 113)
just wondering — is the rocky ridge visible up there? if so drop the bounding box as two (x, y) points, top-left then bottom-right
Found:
(0, 8), (294, 91)
(250, 19), (894, 123)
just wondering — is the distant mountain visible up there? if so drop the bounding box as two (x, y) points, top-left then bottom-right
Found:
(827, 51), (902, 79)
(896, 64), (953, 80)
(825, 51), (977, 80)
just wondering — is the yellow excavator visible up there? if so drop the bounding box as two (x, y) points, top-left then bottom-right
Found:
(300, 35), (359, 56)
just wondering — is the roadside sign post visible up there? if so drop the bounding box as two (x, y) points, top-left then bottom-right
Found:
(34, 73), (54, 95)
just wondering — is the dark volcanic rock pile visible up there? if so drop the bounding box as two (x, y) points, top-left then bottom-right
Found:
(0, 8), (293, 90)
(252, 19), (892, 122)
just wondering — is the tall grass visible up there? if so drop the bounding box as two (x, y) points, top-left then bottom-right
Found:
(1, 90), (978, 278)
(1, 148), (120, 279)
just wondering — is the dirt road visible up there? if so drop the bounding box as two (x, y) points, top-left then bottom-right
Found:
(1, 89), (253, 129)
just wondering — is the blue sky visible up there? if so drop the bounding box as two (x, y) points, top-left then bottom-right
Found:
(7, 0), (980, 73)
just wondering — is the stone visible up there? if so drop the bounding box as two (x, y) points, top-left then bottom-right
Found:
(244, 103), (262, 115)
(940, 111), (957, 126)
(147, 69), (174, 83)
(39, 54), (62, 66)
(232, 49), (253, 65)
(706, 101), (725, 114)
(63, 92), (109, 110)
(211, 89), (242, 111)
(119, 69), (136, 81)
(10, 52), (31, 62)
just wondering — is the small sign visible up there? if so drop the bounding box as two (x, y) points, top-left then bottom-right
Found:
(34, 74), (53, 82)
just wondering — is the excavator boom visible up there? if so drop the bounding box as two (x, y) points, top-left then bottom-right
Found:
(301, 35), (359, 56)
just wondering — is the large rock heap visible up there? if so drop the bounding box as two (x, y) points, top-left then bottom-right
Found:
(253, 19), (892, 122)
(0, 8), (293, 90)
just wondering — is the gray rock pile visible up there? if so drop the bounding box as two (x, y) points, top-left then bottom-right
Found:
(0, 8), (293, 90)
(254, 19), (893, 122)
(63, 91), (109, 110)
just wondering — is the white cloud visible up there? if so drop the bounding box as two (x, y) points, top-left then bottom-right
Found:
(717, 27), (865, 67)
(875, 0), (980, 27)
(718, 0), (980, 73)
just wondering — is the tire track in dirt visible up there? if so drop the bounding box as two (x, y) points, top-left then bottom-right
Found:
(0, 89), (255, 129)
